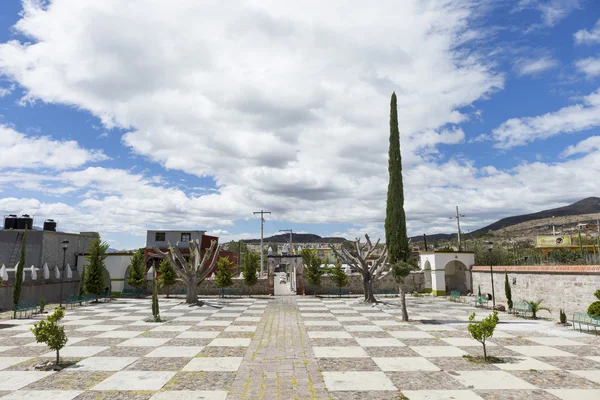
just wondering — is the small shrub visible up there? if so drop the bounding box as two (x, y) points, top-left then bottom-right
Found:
(39, 299), (47, 313)
(559, 309), (567, 324)
(215, 257), (234, 294)
(467, 311), (499, 361)
(31, 308), (68, 365)
(588, 301), (600, 318)
(478, 285), (481, 297)
(526, 299), (551, 319)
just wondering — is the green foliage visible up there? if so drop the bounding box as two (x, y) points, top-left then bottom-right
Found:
(385, 92), (410, 264)
(31, 308), (68, 365)
(127, 248), (146, 289)
(559, 309), (567, 324)
(438, 246), (455, 252)
(39, 299), (47, 313)
(330, 263), (348, 295)
(158, 259), (177, 297)
(478, 285), (481, 297)
(13, 230), (26, 318)
(588, 302), (600, 317)
(547, 249), (583, 265)
(595, 289), (600, 301)
(468, 311), (499, 361)
(526, 299), (551, 319)
(152, 271), (160, 322)
(84, 238), (109, 296)
(391, 260), (417, 283)
(241, 252), (259, 287)
(215, 257), (234, 290)
(504, 272), (513, 311)
(302, 249), (326, 289)
(79, 267), (86, 297)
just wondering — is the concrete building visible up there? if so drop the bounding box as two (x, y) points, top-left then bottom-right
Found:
(145, 230), (205, 251)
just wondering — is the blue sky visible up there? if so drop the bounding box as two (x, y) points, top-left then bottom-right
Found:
(0, 0), (599, 250)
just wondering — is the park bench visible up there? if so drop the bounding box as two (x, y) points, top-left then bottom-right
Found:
(471, 295), (489, 308)
(220, 288), (243, 297)
(121, 288), (145, 298)
(448, 290), (461, 302)
(98, 290), (112, 302)
(573, 312), (600, 334)
(513, 301), (533, 318)
(14, 300), (38, 318)
(373, 288), (398, 296)
(326, 288), (350, 298)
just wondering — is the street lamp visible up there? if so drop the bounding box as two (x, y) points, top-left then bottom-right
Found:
(59, 240), (69, 308)
(487, 241), (495, 308)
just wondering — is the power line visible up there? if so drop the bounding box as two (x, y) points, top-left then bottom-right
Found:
(253, 210), (271, 276)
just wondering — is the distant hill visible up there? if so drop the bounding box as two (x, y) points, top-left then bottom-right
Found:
(412, 197), (600, 242)
(244, 233), (347, 244)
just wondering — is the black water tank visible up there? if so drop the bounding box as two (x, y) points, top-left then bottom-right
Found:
(17, 214), (33, 230)
(3, 214), (17, 229)
(43, 219), (57, 232)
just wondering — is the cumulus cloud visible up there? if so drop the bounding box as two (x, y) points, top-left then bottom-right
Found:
(561, 136), (600, 157)
(514, 56), (558, 76)
(491, 88), (600, 148)
(0, 125), (107, 170)
(574, 19), (600, 44)
(575, 57), (600, 78)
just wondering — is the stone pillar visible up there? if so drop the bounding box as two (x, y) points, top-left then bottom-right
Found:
(431, 269), (446, 296)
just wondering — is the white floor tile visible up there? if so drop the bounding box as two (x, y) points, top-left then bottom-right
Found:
(182, 357), (243, 371)
(401, 390), (484, 400)
(68, 357), (139, 371)
(410, 346), (467, 358)
(145, 346), (204, 357)
(545, 389), (600, 400)
(0, 390), (83, 400)
(92, 370), (176, 391)
(505, 345), (576, 357)
(0, 371), (54, 390)
(323, 371), (396, 391)
(313, 346), (369, 358)
(451, 371), (536, 389)
(373, 357), (440, 371)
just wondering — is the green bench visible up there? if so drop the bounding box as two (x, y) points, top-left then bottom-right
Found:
(220, 288), (242, 297)
(448, 290), (461, 302)
(121, 288), (145, 298)
(514, 301), (533, 318)
(471, 295), (489, 308)
(326, 288), (350, 298)
(373, 288), (398, 296)
(14, 301), (38, 318)
(573, 312), (600, 334)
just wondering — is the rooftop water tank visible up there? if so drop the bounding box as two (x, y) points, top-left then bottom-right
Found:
(17, 214), (33, 230)
(43, 219), (57, 232)
(3, 214), (17, 229)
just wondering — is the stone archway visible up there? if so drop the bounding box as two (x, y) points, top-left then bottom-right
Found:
(444, 260), (468, 294)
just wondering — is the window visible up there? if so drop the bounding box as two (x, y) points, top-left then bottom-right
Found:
(181, 232), (191, 242)
(155, 232), (165, 241)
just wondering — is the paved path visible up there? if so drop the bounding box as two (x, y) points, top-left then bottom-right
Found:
(228, 297), (327, 399)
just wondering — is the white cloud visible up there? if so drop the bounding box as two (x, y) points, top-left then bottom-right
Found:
(0, 125), (107, 170)
(0, 84), (14, 97)
(561, 135), (600, 157)
(575, 57), (600, 78)
(574, 19), (600, 44)
(491, 88), (600, 148)
(516, 0), (581, 28)
(514, 56), (558, 76)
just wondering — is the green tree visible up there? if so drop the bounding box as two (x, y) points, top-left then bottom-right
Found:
(84, 238), (109, 298)
(391, 260), (417, 321)
(13, 229), (26, 318)
(526, 299), (551, 319)
(151, 270), (160, 322)
(127, 248), (146, 292)
(158, 259), (177, 298)
(302, 249), (325, 295)
(241, 252), (259, 287)
(588, 290), (600, 317)
(330, 262), (348, 297)
(31, 308), (68, 365)
(504, 272), (513, 312)
(467, 311), (499, 361)
(79, 267), (86, 298)
(385, 92), (411, 264)
(215, 257), (234, 295)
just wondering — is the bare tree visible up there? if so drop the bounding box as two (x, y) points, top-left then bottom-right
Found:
(152, 239), (220, 304)
(330, 234), (388, 303)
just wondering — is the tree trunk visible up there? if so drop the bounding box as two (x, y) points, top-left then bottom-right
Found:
(363, 277), (377, 303)
(56, 349), (60, 366)
(186, 279), (198, 304)
(482, 342), (487, 361)
(399, 286), (409, 321)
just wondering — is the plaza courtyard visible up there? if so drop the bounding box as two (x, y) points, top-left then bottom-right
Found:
(0, 295), (599, 400)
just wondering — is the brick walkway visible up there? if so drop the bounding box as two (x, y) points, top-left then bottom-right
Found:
(228, 298), (328, 399)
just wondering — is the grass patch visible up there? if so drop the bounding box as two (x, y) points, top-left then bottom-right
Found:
(463, 354), (505, 364)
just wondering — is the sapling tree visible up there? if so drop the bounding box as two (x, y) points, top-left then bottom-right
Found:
(158, 259), (177, 298)
(504, 272), (513, 312)
(302, 249), (325, 295)
(241, 252), (259, 287)
(31, 308), (68, 365)
(467, 311), (499, 361)
(127, 248), (146, 294)
(330, 262), (349, 297)
(215, 257), (234, 296)
(391, 260), (418, 321)
(85, 238), (109, 298)
(13, 230), (26, 318)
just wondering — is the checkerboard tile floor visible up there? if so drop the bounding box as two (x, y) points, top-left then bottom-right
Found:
(0, 295), (599, 399)
(301, 296), (600, 400)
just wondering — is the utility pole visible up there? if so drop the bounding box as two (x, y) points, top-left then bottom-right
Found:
(254, 210), (271, 276)
(423, 234), (428, 251)
(280, 229), (293, 254)
(449, 206), (465, 251)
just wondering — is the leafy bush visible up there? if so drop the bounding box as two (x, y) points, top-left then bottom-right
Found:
(467, 311), (499, 361)
(215, 257), (234, 293)
(588, 302), (600, 317)
(31, 308), (68, 365)
(241, 252), (259, 287)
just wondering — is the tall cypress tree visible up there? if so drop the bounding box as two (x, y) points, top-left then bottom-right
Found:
(13, 230), (26, 318)
(85, 238), (109, 298)
(385, 92), (410, 264)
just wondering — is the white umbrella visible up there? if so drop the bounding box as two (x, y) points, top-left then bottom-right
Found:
(30, 265), (37, 281)
(0, 265), (7, 281)
(43, 263), (50, 279)
(66, 263), (72, 279)
(55, 265), (60, 279)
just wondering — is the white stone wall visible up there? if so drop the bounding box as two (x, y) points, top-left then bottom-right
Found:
(471, 270), (600, 316)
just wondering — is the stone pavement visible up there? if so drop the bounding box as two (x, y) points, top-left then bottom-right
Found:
(0, 295), (598, 399)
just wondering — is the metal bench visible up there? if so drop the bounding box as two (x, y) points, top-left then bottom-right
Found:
(14, 301), (38, 318)
(121, 288), (145, 298)
(220, 288), (242, 297)
(373, 288), (398, 296)
(471, 295), (489, 308)
(514, 301), (533, 318)
(573, 312), (600, 334)
(448, 290), (461, 302)
(98, 290), (112, 302)
(326, 288), (350, 298)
